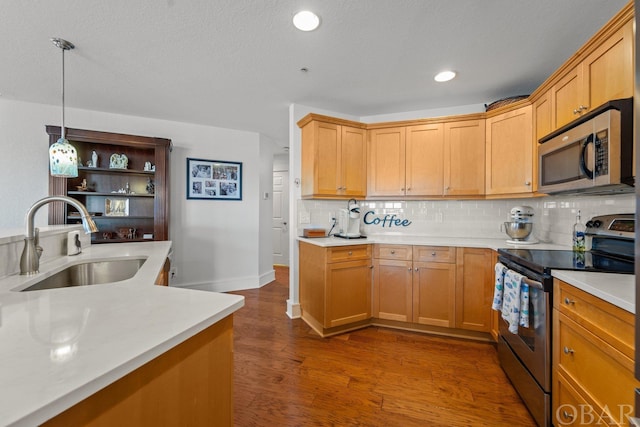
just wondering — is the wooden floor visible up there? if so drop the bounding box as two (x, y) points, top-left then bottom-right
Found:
(231, 266), (536, 426)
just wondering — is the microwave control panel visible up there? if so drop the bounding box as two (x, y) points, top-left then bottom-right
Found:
(594, 129), (608, 177)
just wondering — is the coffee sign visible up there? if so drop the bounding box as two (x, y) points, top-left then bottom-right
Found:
(363, 211), (412, 228)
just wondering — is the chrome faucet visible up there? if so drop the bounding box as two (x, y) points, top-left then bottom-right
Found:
(20, 196), (98, 275)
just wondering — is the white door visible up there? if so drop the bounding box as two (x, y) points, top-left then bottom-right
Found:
(272, 171), (290, 266)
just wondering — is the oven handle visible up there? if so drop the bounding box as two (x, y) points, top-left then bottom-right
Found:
(522, 276), (544, 291)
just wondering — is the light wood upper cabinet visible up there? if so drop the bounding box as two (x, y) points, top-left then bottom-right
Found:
(443, 119), (486, 196)
(533, 91), (552, 142)
(549, 18), (633, 132)
(406, 124), (444, 196)
(367, 127), (406, 197)
(299, 116), (366, 199)
(485, 104), (534, 196)
(368, 124), (446, 197)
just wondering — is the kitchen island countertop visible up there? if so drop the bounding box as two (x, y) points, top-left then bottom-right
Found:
(0, 241), (244, 427)
(298, 235), (635, 314)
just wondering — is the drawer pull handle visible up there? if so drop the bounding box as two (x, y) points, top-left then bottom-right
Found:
(414, 267), (419, 272)
(408, 267), (412, 272)
(564, 297), (575, 305)
(431, 252), (436, 256)
(563, 346), (574, 355)
(562, 410), (575, 420)
(390, 250), (395, 255)
(348, 251), (353, 256)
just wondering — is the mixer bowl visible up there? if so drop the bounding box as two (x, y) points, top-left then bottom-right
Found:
(504, 222), (533, 241)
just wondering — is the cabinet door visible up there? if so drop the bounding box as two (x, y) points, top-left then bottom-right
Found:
(406, 124), (444, 196)
(305, 121), (340, 197)
(412, 261), (456, 327)
(443, 120), (485, 196)
(373, 258), (412, 322)
(583, 20), (633, 113)
(552, 66), (584, 129)
(368, 127), (406, 197)
(340, 126), (367, 197)
(534, 91), (552, 142)
(485, 105), (533, 195)
(455, 248), (493, 332)
(326, 260), (372, 328)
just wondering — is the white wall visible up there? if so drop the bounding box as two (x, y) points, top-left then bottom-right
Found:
(0, 98), (273, 291)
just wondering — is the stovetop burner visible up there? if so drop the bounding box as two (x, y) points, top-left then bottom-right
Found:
(498, 248), (634, 275)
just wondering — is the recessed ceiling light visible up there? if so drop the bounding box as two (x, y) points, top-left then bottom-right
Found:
(293, 11), (320, 31)
(434, 70), (456, 82)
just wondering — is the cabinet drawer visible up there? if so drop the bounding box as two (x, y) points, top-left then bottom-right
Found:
(373, 244), (412, 260)
(557, 313), (637, 425)
(328, 245), (371, 263)
(413, 246), (456, 263)
(555, 372), (607, 426)
(555, 279), (634, 359)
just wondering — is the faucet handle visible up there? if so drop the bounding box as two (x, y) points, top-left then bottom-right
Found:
(34, 228), (43, 259)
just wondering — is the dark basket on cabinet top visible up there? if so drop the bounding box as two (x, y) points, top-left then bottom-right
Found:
(485, 95), (530, 111)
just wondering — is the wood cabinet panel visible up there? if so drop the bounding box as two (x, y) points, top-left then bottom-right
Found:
(326, 260), (372, 328)
(367, 127), (406, 196)
(406, 124), (444, 196)
(412, 261), (456, 327)
(373, 244), (413, 261)
(583, 20), (633, 114)
(299, 117), (366, 199)
(552, 66), (583, 129)
(534, 91), (552, 142)
(485, 104), (533, 196)
(329, 245), (371, 263)
(373, 258), (413, 322)
(443, 120), (485, 196)
(413, 246), (456, 263)
(44, 315), (234, 427)
(455, 248), (493, 332)
(553, 279), (639, 427)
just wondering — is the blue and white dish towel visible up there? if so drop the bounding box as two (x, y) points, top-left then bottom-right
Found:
(492, 263), (529, 334)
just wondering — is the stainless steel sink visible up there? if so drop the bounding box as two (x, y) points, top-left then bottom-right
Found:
(20, 258), (147, 292)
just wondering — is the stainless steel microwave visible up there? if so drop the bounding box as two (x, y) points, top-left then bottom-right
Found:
(538, 98), (634, 194)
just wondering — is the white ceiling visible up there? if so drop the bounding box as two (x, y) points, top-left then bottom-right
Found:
(0, 0), (629, 144)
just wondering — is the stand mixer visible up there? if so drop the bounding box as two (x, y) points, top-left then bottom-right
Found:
(504, 206), (536, 244)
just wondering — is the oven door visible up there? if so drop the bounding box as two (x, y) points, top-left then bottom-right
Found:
(499, 275), (551, 392)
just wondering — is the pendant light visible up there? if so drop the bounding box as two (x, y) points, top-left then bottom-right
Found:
(49, 38), (78, 178)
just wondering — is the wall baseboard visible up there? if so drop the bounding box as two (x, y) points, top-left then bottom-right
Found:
(286, 300), (301, 319)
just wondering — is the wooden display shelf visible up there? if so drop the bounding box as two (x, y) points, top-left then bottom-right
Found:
(78, 166), (155, 176)
(68, 191), (155, 197)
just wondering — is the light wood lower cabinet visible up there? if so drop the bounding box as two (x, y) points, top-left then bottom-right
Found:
(299, 242), (372, 336)
(43, 315), (234, 427)
(372, 245), (492, 334)
(553, 279), (638, 427)
(455, 248), (493, 332)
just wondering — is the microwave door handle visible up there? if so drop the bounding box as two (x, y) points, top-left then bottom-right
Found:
(580, 133), (595, 179)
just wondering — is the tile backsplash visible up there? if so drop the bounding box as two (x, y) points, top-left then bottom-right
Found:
(297, 193), (635, 246)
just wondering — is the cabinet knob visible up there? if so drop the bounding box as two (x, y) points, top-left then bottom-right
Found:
(431, 252), (436, 256)
(414, 267), (419, 272)
(564, 297), (575, 305)
(408, 267), (412, 271)
(400, 188), (405, 191)
(579, 105), (589, 111)
(348, 251), (353, 256)
(563, 346), (574, 355)
(573, 108), (580, 115)
(406, 187), (411, 191)
(390, 250), (395, 254)
(561, 410), (575, 420)
(524, 181), (531, 186)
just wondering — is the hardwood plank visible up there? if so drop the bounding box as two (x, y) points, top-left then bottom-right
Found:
(231, 266), (536, 426)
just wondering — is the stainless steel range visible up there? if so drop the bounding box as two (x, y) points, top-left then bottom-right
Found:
(496, 213), (634, 427)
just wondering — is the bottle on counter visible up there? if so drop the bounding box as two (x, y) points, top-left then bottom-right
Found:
(572, 210), (586, 252)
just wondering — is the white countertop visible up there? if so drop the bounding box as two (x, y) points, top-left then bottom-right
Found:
(0, 241), (245, 427)
(298, 235), (635, 314)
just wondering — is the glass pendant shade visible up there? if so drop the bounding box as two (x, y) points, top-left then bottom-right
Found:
(49, 38), (78, 178)
(49, 136), (78, 177)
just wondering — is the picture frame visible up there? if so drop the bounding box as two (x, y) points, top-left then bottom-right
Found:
(105, 198), (129, 216)
(187, 157), (242, 200)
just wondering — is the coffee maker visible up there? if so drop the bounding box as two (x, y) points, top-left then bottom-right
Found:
(337, 199), (362, 238)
